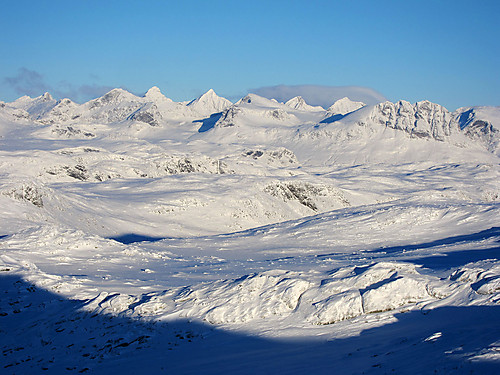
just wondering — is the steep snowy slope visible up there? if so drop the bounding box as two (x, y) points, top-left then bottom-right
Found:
(0, 102), (30, 127)
(10, 92), (58, 118)
(285, 96), (324, 111)
(326, 96), (365, 115)
(201, 96), (497, 166)
(143, 86), (173, 104)
(9, 87), (234, 130)
(187, 89), (232, 116)
(38, 98), (81, 124)
(455, 105), (500, 155)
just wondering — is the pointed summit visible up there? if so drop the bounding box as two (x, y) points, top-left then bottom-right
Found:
(41, 92), (53, 101)
(326, 97), (365, 115)
(187, 89), (232, 116)
(9, 92), (57, 118)
(144, 86), (172, 103)
(285, 96), (323, 111)
(189, 89), (218, 103)
(145, 86), (162, 96)
(90, 88), (138, 107)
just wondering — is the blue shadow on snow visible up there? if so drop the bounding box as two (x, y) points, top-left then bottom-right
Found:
(319, 113), (346, 124)
(411, 246), (500, 270)
(1, 272), (500, 374)
(194, 112), (223, 133)
(109, 234), (168, 244)
(366, 226), (500, 255)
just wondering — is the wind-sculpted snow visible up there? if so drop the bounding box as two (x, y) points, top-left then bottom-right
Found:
(26, 261), (496, 330)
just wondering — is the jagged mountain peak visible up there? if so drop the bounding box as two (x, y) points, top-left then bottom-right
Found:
(8, 91), (57, 118)
(18, 92), (55, 105)
(285, 96), (305, 105)
(414, 99), (450, 113)
(285, 96), (323, 111)
(364, 100), (455, 141)
(453, 106), (500, 154)
(41, 92), (53, 101)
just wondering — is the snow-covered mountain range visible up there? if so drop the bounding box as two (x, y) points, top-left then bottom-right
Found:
(1, 87), (499, 374)
(2, 87), (498, 158)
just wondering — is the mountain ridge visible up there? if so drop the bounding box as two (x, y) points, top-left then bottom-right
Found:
(2, 88), (499, 160)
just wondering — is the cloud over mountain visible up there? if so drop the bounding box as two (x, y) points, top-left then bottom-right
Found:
(3, 68), (51, 97)
(3, 68), (114, 103)
(250, 84), (387, 108)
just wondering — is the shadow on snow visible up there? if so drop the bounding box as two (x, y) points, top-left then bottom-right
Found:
(368, 227), (500, 255)
(108, 234), (169, 244)
(319, 113), (346, 124)
(1, 272), (499, 374)
(411, 246), (500, 270)
(315, 226), (500, 270)
(194, 112), (223, 133)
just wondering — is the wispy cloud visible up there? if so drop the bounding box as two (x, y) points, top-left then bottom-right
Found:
(3, 68), (114, 103)
(3, 68), (51, 97)
(250, 84), (387, 108)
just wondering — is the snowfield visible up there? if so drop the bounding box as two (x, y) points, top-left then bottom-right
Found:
(0, 88), (499, 374)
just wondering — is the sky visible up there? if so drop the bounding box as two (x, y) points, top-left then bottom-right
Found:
(0, 0), (499, 110)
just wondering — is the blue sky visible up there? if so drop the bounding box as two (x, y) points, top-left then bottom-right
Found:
(1, 0), (499, 110)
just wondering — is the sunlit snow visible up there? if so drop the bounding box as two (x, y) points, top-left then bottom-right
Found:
(1, 88), (499, 374)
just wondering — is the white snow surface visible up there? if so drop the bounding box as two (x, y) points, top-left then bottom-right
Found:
(326, 96), (366, 115)
(0, 88), (499, 374)
(284, 96), (324, 112)
(187, 88), (233, 116)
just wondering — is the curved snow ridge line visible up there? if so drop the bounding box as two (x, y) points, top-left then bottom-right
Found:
(0, 254), (98, 300)
(209, 200), (499, 241)
(80, 261), (494, 326)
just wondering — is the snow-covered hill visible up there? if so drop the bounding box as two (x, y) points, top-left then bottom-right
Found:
(187, 88), (233, 116)
(325, 96), (365, 116)
(285, 96), (324, 111)
(455, 105), (500, 155)
(0, 87), (499, 374)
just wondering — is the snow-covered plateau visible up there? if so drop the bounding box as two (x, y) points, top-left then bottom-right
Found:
(0, 88), (499, 374)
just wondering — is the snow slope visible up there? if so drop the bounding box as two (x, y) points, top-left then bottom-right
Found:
(326, 96), (365, 115)
(187, 89), (233, 116)
(0, 88), (499, 374)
